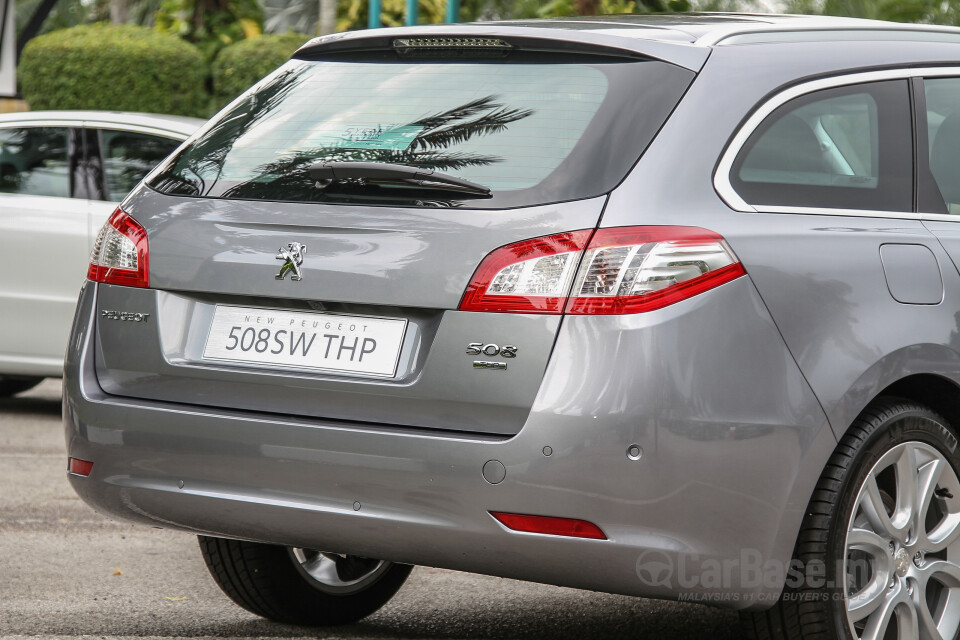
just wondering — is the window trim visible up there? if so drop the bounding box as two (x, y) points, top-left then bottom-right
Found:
(714, 66), (960, 219)
(0, 119), (190, 141)
(913, 76), (960, 215)
(82, 121), (191, 142)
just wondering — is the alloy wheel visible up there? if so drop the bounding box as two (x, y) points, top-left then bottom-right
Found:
(288, 548), (392, 595)
(844, 441), (960, 640)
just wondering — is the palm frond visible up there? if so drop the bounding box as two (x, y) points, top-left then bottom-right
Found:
(401, 151), (504, 170)
(411, 106), (535, 150)
(410, 96), (504, 131)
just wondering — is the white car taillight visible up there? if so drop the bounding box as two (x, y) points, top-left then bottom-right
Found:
(459, 227), (745, 315)
(88, 208), (149, 288)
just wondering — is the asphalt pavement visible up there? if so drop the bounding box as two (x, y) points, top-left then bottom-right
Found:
(0, 379), (741, 640)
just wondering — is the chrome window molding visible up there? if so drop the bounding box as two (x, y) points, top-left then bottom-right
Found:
(0, 120), (189, 141)
(82, 122), (190, 140)
(749, 205), (960, 223)
(714, 66), (960, 219)
(701, 26), (960, 47)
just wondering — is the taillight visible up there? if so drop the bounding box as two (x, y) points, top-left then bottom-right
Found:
(88, 208), (149, 288)
(566, 226), (745, 315)
(458, 230), (593, 313)
(459, 226), (744, 315)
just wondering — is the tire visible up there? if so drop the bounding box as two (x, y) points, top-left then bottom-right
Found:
(198, 536), (412, 626)
(0, 376), (43, 398)
(741, 398), (960, 640)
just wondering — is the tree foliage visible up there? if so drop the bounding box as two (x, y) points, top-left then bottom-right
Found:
(785, 0), (960, 24)
(212, 33), (312, 108)
(18, 23), (208, 116)
(336, 0), (453, 30)
(334, 0), (699, 27)
(154, 0), (264, 62)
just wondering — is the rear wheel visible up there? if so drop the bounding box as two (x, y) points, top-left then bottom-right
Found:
(742, 399), (960, 640)
(198, 536), (412, 625)
(0, 376), (43, 398)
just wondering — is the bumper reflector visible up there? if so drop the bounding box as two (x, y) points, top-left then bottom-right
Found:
(68, 458), (94, 477)
(490, 511), (607, 540)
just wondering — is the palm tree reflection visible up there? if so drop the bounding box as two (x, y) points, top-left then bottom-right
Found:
(218, 95), (534, 203)
(152, 65), (309, 197)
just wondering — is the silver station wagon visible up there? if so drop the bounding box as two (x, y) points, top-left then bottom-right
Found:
(64, 13), (960, 640)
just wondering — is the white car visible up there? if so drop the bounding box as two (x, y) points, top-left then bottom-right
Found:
(0, 111), (202, 396)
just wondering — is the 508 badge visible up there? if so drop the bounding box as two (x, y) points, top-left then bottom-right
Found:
(466, 343), (518, 358)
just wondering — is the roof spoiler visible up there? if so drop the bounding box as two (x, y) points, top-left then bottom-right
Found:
(294, 24), (710, 72)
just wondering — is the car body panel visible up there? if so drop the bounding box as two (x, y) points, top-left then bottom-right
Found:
(604, 39), (960, 438)
(0, 193), (88, 375)
(124, 189), (606, 308)
(93, 285), (563, 434)
(92, 192), (607, 434)
(67, 273), (830, 608)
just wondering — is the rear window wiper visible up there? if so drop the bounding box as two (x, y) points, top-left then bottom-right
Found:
(309, 161), (492, 197)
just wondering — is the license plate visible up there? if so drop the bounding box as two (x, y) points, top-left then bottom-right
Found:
(202, 306), (407, 378)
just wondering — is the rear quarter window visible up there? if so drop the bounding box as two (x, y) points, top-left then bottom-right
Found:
(729, 80), (912, 212)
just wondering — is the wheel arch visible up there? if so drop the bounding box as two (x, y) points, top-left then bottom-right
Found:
(754, 356), (960, 610)
(875, 373), (960, 433)
(825, 345), (960, 442)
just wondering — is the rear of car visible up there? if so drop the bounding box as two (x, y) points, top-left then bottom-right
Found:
(65, 19), (960, 640)
(85, 39), (695, 436)
(64, 26), (818, 606)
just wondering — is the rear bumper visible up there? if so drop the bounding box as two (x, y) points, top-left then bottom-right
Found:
(64, 279), (835, 610)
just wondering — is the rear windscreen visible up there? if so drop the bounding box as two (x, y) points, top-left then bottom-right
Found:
(149, 52), (693, 208)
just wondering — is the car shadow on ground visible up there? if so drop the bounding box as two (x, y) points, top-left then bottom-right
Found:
(0, 378), (61, 418)
(198, 599), (742, 640)
(0, 393), (61, 417)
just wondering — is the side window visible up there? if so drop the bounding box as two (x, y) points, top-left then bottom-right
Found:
(0, 127), (71, 198)
(100, 130), (181, 201)
(924, 78), (960, 213)
(730, 81), (912, 212)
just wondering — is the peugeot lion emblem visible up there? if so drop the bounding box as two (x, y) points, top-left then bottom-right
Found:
(275, 242), (307, 281)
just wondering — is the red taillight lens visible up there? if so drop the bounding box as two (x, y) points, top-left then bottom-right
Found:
(88, 208), (149, 288)
(459, 226), (745, 315)
(68, 458), (94, 477)
(458, 230), (593, 313)
(566, 226), (746, 315)
(490, 511), (607, 540)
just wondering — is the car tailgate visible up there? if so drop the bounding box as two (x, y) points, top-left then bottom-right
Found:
(92, 189), (606, 436)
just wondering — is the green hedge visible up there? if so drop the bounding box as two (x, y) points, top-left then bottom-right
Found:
(19, 24), (207, 117)
(212, 33), (312, 109)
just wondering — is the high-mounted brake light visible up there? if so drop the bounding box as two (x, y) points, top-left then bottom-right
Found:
(459, 227), (745, 315)
(88, 208), (149, 288)
(393, 37), (513, 50)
